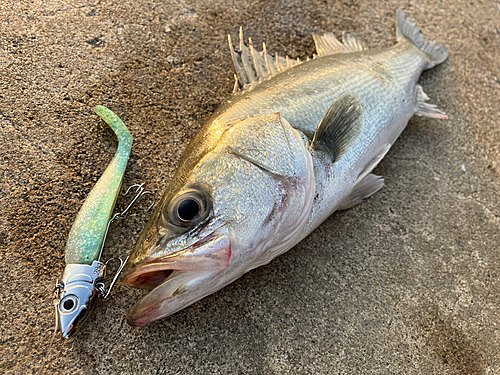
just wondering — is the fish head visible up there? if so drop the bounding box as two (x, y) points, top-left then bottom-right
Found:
(122, 113), (314, 326)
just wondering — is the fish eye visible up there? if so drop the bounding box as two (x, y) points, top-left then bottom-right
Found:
(60, 295), (79, 314)
(177, 198), (200, 221)
(166, 189), (210, 228)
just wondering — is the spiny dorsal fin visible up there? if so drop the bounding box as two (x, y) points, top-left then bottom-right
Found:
(312, 31), (364, 57)
(415, 85), (448, 119)
(311, 93), (363, 162)
(228, 29), (302, 90)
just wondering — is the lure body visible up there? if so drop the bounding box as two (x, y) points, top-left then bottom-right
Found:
(56, 106), (132, 338)
(65, 106), (133, 264)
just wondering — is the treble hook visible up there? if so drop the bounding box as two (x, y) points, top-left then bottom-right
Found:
(113, 183), (156, 222)
(96, 256), (130, 299)
(94, 183), (155, 298)
(98, 183), (155, 261)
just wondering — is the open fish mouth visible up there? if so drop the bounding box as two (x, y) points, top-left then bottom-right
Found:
(122, 234), (231, 326)
(123, 265), (175, 290)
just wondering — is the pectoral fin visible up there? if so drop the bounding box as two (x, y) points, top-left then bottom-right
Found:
(311, 93), (363, 162)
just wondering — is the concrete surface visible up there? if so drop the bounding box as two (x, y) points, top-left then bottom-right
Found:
(1, 0), (500, 374)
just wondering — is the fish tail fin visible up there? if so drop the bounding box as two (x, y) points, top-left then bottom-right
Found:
(396, 9), (448, 69)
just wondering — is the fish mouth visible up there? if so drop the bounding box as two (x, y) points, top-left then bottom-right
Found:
(122, 264), (175, 290)
(122, 234), (231, 326)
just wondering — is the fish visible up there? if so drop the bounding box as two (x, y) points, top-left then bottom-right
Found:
(55, 106), (133, 338)
(121, 9), (448, 327)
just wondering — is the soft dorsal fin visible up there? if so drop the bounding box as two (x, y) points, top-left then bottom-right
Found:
(312, 31), (364, 56)
(228, 28), (302, 91)
(311, 93), (363, 162)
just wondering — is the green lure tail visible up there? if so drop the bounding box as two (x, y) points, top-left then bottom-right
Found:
(56, 106), (133, 339)
(65, 106), (133, 265)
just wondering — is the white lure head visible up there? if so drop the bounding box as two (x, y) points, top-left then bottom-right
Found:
(57, 261), (105, 338)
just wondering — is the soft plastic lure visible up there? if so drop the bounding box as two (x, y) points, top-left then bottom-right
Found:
(39, 107), (154, 374)
(54, 106), (148, 339)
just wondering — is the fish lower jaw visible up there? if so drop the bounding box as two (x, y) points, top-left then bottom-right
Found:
(126, 270), (213, 327)
(123, 234), (233, 326)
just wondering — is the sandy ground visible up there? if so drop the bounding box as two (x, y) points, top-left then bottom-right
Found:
(1, 0), (500, 374)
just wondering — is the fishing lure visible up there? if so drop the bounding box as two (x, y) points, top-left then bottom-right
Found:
(54, 106), (152, 338)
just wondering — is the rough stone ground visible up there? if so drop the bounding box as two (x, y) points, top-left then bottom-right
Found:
(1, 0), (500, 374)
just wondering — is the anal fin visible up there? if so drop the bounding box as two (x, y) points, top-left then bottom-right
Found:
(338, 174), (384, 210)
(415, 85), (448, 119)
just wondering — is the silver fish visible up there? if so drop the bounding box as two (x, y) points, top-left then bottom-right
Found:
(121, 10), (448, 326)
